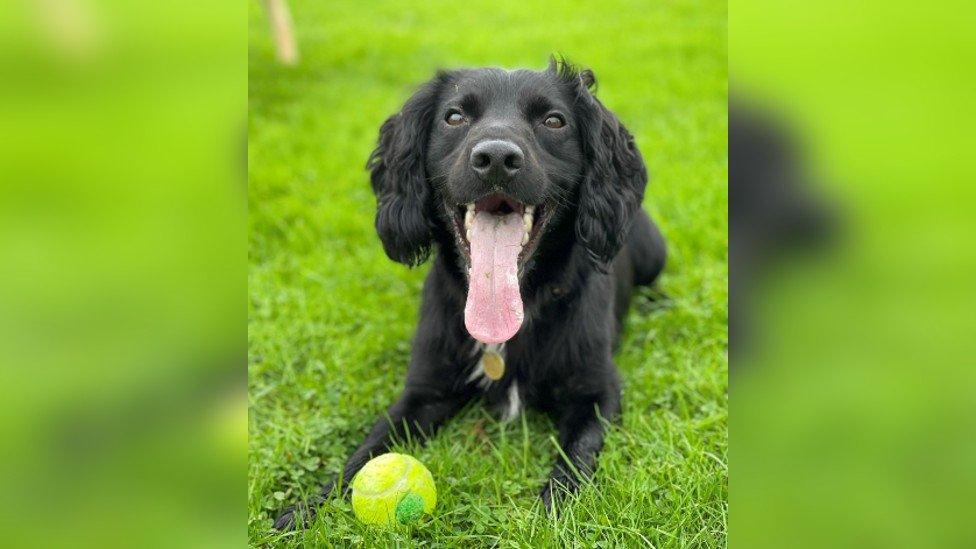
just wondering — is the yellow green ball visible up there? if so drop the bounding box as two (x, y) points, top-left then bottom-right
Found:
(351, 453), (436, 526)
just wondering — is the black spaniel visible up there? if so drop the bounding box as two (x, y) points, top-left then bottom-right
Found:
(275, 58), (666, 529)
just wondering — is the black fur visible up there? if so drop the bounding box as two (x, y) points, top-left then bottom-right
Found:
(368, 73), (448, 266)
(571, 71), (647, 268)
(275, 58), (666, 530)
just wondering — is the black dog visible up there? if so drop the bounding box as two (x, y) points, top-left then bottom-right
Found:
(275, 58), (666, 530)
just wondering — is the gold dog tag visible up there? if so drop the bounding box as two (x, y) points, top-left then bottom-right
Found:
(482, 350), (505, 380)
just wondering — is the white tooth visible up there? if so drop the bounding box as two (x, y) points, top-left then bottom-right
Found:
(466, 228), (472, 242)
(466, 203), (475, 212)
(525, 205), (535, 215)
(521, 232), (529, 246)
(465, 209), (475, 229)
(523, 213), (533, 233)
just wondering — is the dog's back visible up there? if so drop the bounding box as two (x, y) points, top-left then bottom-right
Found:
(627, 208), (667, 288)
(612, 208), (666, 336)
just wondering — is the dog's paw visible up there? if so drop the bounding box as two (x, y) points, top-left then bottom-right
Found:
(272, 502), (318, 531)
(539, 479), (571, 515)
(540, 472), (586, 516)
(540, 482), (556, 514)
(272, 481), (340, 532)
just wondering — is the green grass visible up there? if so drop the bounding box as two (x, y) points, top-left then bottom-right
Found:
(248, 0), (727, 546)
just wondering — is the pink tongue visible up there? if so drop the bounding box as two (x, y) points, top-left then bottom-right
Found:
(464, 211), (526, 344)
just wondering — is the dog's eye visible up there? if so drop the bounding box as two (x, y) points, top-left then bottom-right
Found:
(543, 114), (566, 129)
(445, 110), (466, 126)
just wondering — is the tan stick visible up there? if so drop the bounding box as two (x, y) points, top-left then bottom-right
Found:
(265, 0), (298, 66)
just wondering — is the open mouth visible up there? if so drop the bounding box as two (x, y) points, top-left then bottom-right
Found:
(448, 193), (552, 345)
(451, 194), (549, 264)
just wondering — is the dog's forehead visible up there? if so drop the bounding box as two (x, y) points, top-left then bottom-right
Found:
(447, 69), (565, 107)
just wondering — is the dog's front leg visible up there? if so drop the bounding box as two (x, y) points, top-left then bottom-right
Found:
(334, 386), (473, 491)
(274, 386), (472, 530)
(540, 387), (621, 512)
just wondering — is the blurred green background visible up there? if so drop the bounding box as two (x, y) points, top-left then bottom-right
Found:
(0, 1), (245, 548)
(249, 0), (726, 546)
(732, 0), (976, 547)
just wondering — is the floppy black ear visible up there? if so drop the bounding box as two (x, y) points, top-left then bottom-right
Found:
(367, 76), (445, 266)
(570, 69), (647, 268)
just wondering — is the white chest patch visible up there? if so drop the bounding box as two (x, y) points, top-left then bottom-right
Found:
(502, 380), (522, 422)
(466, 341), (522, 421)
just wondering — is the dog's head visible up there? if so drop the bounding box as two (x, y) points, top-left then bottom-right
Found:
(368, 58), (647, 343)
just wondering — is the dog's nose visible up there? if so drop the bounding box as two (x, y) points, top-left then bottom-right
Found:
(470, 140), (523, 182)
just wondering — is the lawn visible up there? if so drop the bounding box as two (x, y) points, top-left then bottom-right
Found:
(248, 0), (727, 546)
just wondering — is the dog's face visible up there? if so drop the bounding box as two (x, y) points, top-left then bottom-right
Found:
(369, 59), (647, 343)
(424, 68), (584, 268)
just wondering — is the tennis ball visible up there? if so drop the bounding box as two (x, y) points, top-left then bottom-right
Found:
(351, 453), (436, 526)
